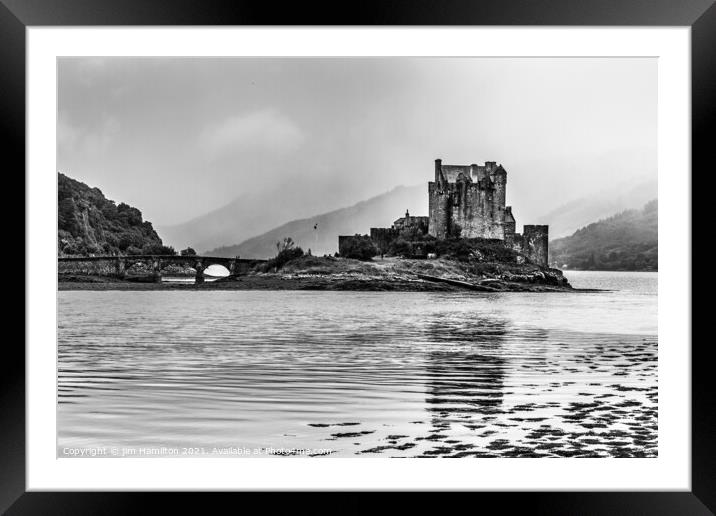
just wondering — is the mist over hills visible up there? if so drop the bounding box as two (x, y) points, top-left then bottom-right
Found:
(202, 176), (657, 260)
(203, 175), (656, 260)
(207, 185), (426, 258)
(535, 177), (657, 238)
(156, 169), (657, 262)
(549, 200), (657, 271)
(157, 192), (320, 254)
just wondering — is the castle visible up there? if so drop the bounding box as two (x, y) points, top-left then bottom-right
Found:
(340, 158), (548, 267)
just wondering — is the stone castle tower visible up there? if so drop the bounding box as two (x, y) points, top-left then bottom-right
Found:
(429, 159), (510, 240)
(428, 158), (548, 266)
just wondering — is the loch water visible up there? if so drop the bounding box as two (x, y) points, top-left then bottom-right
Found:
(57, 271), (657, 458)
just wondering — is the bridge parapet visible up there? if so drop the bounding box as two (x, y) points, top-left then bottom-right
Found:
(58, 255), (266, 284)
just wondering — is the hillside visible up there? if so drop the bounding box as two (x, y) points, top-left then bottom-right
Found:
(58, 172), (169, 256)
(536, 177), (657, 238)
(207, 185), (427, 258)
(549, 200), (657, 271)
(161, 184), (426, 255)
(157, 191), (312, 254)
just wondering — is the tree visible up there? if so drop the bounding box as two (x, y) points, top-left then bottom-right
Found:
(142, 244), (176, 255)
(388, 237), (412, 258)
(261, 237), (304, 271)
(342, 236), (378, 261)
(276, 237), (296, 253)
(180, 247), (197, 256)
(58, 198), (76, 233)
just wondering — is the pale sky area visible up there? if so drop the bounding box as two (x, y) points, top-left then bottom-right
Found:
(58, 57), (656, 227)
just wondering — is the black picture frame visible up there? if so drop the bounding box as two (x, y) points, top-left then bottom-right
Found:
(5, 0), (711, 512)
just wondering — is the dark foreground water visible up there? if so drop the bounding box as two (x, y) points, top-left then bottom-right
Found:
(57, 271), (657, 458)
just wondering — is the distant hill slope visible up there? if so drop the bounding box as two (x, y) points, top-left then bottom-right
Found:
(208, 185), (426, 258)
(549, 200), (657, 271)
(58, 172), (166, 256)
(157, 192), (306, 254)
(536, 178), (657, 238)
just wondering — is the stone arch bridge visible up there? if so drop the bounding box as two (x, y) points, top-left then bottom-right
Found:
(58, 255), (266, 284)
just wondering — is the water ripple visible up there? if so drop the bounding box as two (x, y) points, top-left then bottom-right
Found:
(58, 275), (657, 458)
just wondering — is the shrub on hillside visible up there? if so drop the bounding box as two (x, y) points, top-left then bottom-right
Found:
(142, 244), (177, 255)
(430, 238), (518, 263)
(259, 237), (305, 272)
(387, 237), (413, 257)
(341, 236), (378, 261)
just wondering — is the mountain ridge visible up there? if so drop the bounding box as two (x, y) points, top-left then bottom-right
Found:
(549, 199), (657, 271)
(535, 177), (656, 238)
(207, 184), (426, 258)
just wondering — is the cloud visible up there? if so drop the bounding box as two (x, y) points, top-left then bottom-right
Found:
(57, 113), (120, 159)
(57, 116), (80, 153)
(200, 109), (304, 158)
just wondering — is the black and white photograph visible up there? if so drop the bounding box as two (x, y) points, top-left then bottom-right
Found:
(55, 56), (659, 460)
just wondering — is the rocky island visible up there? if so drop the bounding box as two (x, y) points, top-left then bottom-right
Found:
(214, 254), (572, 292)
(59, 238), (574, 293)
(58, 255), (572, 292)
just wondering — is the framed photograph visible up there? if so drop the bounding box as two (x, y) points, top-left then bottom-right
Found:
(9, 0), (711, 512)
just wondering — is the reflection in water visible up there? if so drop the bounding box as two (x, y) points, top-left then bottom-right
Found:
(58, 281), (658, 458)
(424, 315), (508, 429)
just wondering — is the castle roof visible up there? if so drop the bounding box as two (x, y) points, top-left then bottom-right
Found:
(393, 215), (429, 227)
(438, 162), (505, 183)
(440, 165), (472, 183)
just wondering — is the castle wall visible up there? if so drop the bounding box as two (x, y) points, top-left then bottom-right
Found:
(429, 176), (503, 239)
(522, 225), (549, 267)
(451, 181), (503, 239)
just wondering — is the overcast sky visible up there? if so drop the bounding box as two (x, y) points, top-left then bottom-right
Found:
(58, 57), (656, 226)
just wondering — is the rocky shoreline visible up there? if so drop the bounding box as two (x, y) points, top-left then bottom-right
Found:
(58, 256), (590, 293)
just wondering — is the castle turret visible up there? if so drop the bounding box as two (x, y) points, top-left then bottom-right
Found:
(428, 167), (451, 239)
(490, 164), (507, 239)
(504, 206), (516, 245)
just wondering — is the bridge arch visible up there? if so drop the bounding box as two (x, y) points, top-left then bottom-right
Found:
(203, 263), (230, 278)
